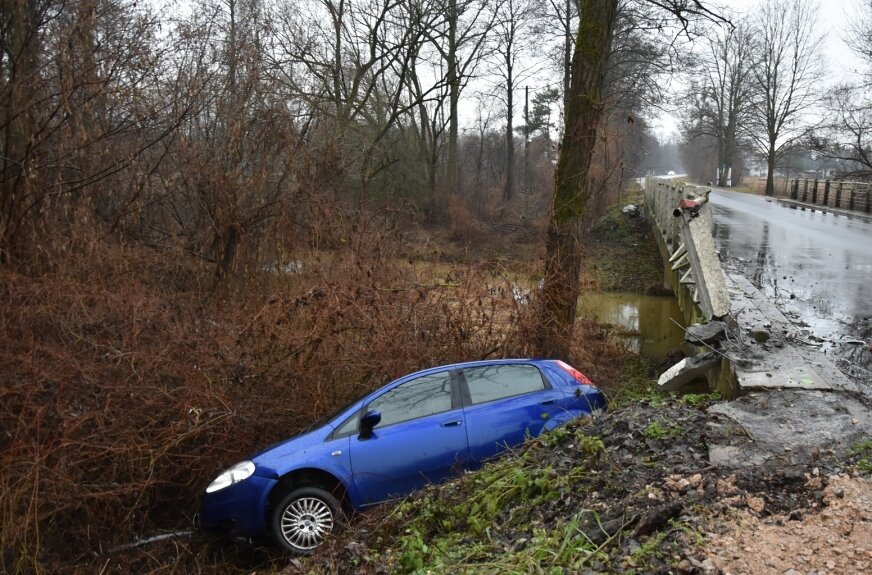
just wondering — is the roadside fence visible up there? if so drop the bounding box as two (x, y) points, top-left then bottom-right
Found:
(787, 179), (872, 214)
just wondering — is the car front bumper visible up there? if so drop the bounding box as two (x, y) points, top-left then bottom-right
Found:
(200, 473), (277, 538)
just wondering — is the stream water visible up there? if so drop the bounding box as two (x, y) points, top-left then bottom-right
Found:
(578, 292), (686, 361)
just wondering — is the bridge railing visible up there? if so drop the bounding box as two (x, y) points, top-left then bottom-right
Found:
(787, 178), (872, 214)
(644, 177), (730, 323)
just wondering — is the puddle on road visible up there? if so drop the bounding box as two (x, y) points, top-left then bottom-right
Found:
(578, 292), (686, 361)
(710, 192), (872, 378)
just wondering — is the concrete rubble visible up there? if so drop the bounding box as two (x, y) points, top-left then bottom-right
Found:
(645, 177), (872, 470)
(684, 321), (727, 345)
(657, 352), (721, 391)
(708, 389), (872, 467)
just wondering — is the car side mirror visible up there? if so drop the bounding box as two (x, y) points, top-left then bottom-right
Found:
(358, 410), (381, 439)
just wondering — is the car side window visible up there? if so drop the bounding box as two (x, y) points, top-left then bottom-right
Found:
(462, 364), (547, 405)
(366, 372), (453, 429)
(332, 411), (361, 437)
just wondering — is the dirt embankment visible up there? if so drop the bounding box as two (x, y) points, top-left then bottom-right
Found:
(299, 397), (872, 575)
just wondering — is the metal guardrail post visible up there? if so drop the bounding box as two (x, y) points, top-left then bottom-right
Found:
(792, 179), (799, 200)
(849, 184), (856, 211)
(812, 179), (819, 204)
(803, 179), (809, 202)
(823, 179), (831, 206)
(866, 183), (871, 214)
(836, 181), (843, 208)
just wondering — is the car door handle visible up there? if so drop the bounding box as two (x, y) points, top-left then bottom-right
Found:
(440, 419), (463, 427)
(540, 399), (556, 405)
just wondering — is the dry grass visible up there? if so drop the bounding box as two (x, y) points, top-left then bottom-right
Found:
(0, 213), (633, 574)
(0, 195), (639, 574)
(733, 176), (792, 197)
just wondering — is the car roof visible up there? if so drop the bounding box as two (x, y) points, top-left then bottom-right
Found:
(394, 358), (550, 381)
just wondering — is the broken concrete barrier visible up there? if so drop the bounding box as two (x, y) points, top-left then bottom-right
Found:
(657, 352), (721, 391)
(684, 321), (727, 345)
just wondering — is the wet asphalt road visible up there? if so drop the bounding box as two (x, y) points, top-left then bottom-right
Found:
(709, 189), (872, 354)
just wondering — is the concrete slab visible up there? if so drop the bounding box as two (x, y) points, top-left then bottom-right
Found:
(726, 274), (862, 397)
(657, 352), (721, 391)
(685, 321), (727, 345)
(708, 390), (872, 468)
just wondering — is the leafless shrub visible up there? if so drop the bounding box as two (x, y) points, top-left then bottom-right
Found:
(0, 207), (638, 574)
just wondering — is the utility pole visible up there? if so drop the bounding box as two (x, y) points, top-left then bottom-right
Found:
(524, 86), (530, 200)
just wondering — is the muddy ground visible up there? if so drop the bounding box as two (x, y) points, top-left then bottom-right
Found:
(291, 396), (872, 574)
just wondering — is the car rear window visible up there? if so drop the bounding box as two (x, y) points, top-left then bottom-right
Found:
(462, 364), (547, 405)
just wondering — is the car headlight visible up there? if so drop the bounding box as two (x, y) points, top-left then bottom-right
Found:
(206, 460), (255, 493)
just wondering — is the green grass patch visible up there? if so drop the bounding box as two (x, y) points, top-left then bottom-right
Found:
(608, 356), (664, 407)
(680, 393), (722, 408)
(384, 428), (608, 574)
(644, 420), (682, 440)
(585, 195), (665, 293)
(849, 439), (872, 473)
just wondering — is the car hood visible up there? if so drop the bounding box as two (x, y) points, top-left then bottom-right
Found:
(250, 424), (336, 477)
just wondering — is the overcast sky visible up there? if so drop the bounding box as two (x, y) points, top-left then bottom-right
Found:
(724, 0), (864, 79)
(653, 0), (867, 140)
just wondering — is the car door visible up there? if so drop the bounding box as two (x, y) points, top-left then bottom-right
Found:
(348, 370), (469, 505)
(460, 363), (565, 462)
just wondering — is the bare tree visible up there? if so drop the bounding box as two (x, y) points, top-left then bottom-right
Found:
(429, 0), (499, 199)
(0, 0), (175, 261)
(0, 0), (46, 260)
(536, 0), (618, 358)
(398, 0), (456, 211)
(266, 0), (447, 218)
(848, 0), (872, 84)
(536, 0), (729, 357)
(605, 1), (680, 115)
(534, 0), (579, 115)
(809, 1), (872, 177)
(748, 0), (824, 196)
(489, 0), (537, 206)
(809, 85), (872, 177)
(683, 19), (756, 186)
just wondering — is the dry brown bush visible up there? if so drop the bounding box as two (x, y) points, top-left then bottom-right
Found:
(0, 213), (634, 574)
(447, 195), (485, 242)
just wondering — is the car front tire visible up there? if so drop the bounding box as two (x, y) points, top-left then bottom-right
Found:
(270, 486), (341, 554)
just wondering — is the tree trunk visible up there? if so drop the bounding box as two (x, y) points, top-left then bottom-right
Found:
(504, 68), (515, 204)
(536, 0), (618, 358)
(722, 120), (735, 187)
(446, 0), (459, 198)
(1, 0), (40, 260)
(765, 145), (776, 196)
(71, 0), (101, 203)
(563, 0), (572, 113)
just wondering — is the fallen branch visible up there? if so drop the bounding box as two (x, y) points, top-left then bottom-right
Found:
(107, 530), (194, 554)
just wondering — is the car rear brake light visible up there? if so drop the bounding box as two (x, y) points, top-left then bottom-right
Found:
(556, 360), (593, 386)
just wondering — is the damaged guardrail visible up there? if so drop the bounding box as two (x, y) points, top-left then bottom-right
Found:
(644, 177), (733, 394)
(644, 178), (730, 322)
(644, 179), (872, 469)
(643, 177), (863, 400)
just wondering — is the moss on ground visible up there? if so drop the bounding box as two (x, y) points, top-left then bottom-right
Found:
(584, 194), (666, 293)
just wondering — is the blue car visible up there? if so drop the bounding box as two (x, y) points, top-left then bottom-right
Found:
(200, 359), (605, 553)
